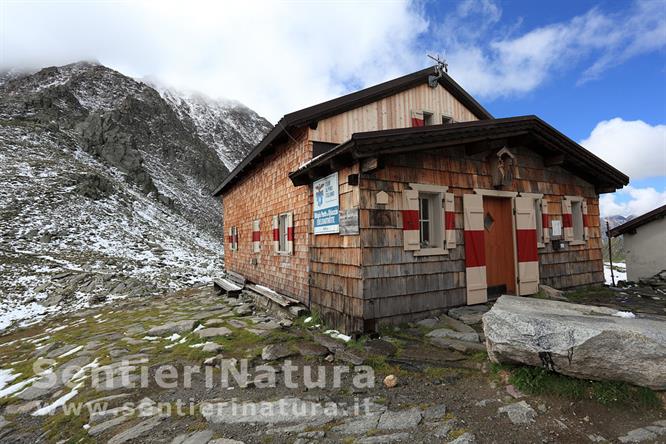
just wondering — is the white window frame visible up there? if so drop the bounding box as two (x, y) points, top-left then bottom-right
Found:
(277, 213), (289, 254)
(423, 110), (434, 126)
(565, 195), (586, 245)
(441, 114), (454, 124)
(419, 193), (439, 249)
(409, 183), (449, 256)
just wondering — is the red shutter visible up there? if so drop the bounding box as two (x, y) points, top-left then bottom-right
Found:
(582, 200), (589, 241)
(286, 213), (294, 254)
(463, 194), (487, 304)
(402, 189), (420, 251)
(411, 111), (424, 127)
(272, 216), (279, 252)
(515, 197), (539, 295)
(562, 198), (574, 241)
(252, 219), (261, 253)
(444, 192), (456, 249)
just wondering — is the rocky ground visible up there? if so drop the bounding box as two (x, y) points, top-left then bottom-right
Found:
(0, 286), (664, 444)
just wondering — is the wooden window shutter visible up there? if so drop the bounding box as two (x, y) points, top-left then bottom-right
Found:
(444, 192), (456, 249)
(272, 216), (279, 252)
(252, 219), (261, 253)
(541, 199), (550, 244)
(402, 189), (420, 251)
(515, 196), (540, 295)
(582, 200), (589, 241)
(463, 194), (487, 304)
(562, 198), (573, 241)
(286, 212), (294, 254)
(411, 111), (424, 127)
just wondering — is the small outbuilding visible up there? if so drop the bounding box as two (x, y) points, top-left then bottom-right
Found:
(609, 204), (666, 282)
(213, 65), (628, 333)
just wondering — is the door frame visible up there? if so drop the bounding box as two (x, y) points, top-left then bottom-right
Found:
(473, 189), (519, 297)
(463, 189), (523, 304)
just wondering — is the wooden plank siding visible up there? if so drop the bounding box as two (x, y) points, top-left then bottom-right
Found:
(310, 83), (478, 144)
(222, 128), (312, 303)
(220, 77), (607, 334)
(357, 144), (604, 328)
(308, 163), (365, 332)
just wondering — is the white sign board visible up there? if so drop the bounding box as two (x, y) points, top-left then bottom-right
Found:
(313, 172), (339, 235)
(551, 219), (562, 237)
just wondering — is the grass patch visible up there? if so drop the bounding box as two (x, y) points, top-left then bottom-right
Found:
(506, 365), (661, 409)
(44, 410), (94, 444)
(469, 351), (488, 363)
(564, 285), (613, 301)
(424, 366), (455, 380)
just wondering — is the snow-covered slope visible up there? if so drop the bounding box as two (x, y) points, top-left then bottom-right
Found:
(154, 85), (272, 171)
(0, 62), (271, 331)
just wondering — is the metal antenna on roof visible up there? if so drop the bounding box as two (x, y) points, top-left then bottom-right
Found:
(427, 54), (448, 88)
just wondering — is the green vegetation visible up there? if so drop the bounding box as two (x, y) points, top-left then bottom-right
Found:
(564, 285), (614, 301)
(498, 365), (661, 409)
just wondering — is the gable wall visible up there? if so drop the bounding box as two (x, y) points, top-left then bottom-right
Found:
(310, 83), (480, 144)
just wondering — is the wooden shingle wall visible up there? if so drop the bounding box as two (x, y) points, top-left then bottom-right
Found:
(222, 128), (312, 303)
(308, 163), (365, 332)
(359, 144), (604, 327)
(310, 83), (479, 144)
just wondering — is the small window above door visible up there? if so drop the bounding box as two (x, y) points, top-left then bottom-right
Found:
(423, 111), (434, 126)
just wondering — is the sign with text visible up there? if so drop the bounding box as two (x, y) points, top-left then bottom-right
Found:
(340, 208), (359, 235)
(313, 172), (339, 235)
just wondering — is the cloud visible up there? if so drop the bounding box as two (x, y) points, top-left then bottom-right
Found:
(1, 0), (664, 119)
(1, 0), (427, 121)
(600, 186), (666, 217)
(438, 0), (666, 98)
(580, 118), (666, 180)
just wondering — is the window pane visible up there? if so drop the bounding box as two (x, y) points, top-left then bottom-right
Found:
(572, 201), (584, 240)
(421, 221), (430, 247)
(420, 197), (429, 219)
(279, 215), (287, 251)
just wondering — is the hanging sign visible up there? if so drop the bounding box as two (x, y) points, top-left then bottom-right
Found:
(313, 172), (339, 235)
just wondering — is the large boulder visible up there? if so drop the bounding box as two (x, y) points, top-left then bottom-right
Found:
(483, 296), (666, 390)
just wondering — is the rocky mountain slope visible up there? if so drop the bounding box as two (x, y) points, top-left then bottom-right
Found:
(154, 85), (272, 171)
(0, 62), (271, 330)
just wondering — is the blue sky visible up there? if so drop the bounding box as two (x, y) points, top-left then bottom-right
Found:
(417, 0), (666, 217)
(3, 0), (665, 217)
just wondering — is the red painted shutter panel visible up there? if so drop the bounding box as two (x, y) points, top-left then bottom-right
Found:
(402, 189), (420, 251)
(463, 194), (487, 304)
(515, 196), (539, 295)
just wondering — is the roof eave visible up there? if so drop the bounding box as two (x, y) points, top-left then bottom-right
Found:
(289, 116), (629, 191)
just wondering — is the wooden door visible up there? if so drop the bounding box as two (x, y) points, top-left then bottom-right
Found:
(483, 197), (516, 297)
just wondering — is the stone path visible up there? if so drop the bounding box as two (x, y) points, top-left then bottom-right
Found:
(0, 286), (664, 443)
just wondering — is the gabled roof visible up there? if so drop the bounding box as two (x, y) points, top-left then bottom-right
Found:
(213, 66), (493, 196)
(289, 116), (629, 193)
(610, 204), (666, 237)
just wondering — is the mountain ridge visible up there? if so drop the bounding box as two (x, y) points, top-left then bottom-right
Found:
(0, 61), (271, 330)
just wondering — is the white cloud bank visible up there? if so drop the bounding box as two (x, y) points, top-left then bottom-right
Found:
(1, 0), (426, 121)
(600, 186), (666, 218)
(581, 117), (666, 218)
(2, 0), (664, 120)
(580, 118), (666, 180)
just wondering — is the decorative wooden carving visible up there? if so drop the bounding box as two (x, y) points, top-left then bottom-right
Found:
(491, 147), (517, 188)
